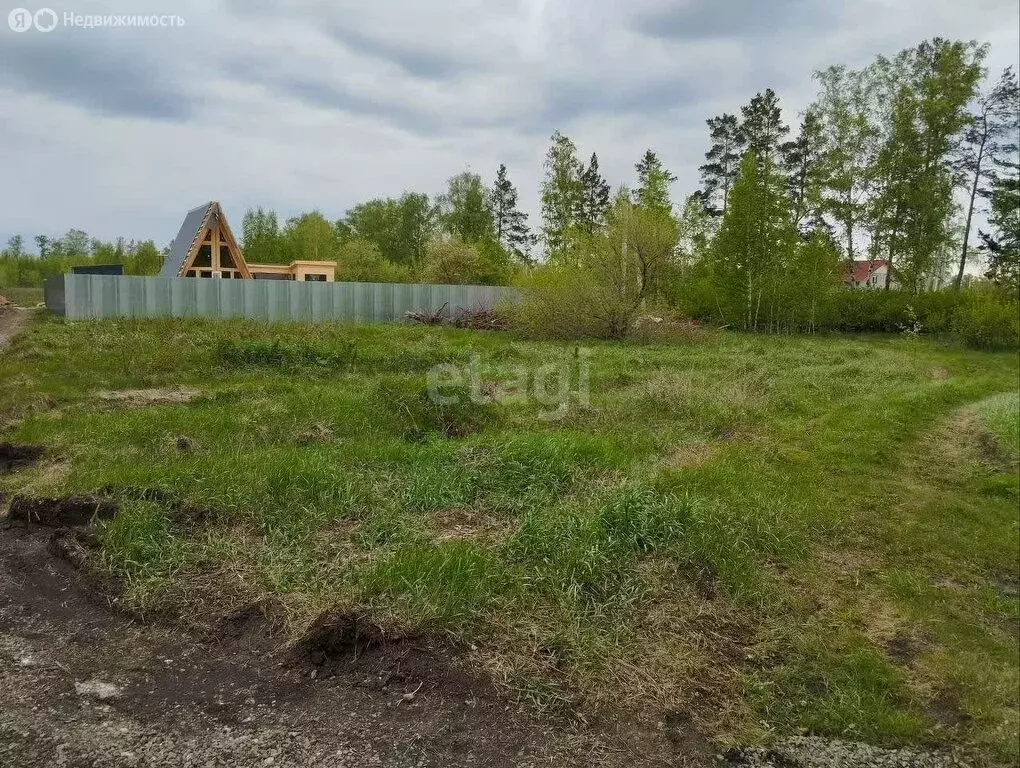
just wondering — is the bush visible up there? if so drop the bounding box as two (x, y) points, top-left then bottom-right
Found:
(511, 265), (614, 339)
(952, 290), (1020, 349)
(336, 238), (412, 283)
(418, 238), (512, 286)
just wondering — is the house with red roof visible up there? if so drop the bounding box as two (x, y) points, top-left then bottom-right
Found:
(845, 259), (897, 290)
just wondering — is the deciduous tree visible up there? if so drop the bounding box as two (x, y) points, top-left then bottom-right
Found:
(540, 131), (583, 258)
(438, 171), (495, 244)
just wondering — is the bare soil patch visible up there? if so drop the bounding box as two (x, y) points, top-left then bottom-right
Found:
(0, 306), (33, 350)
(0, 508), (650, 767)
(5, 494), (117, 528)
(0, 442), (45, 474)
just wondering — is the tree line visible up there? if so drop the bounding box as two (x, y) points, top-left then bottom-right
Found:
(237, 162), (536, 286)
(0, 231), (162, 288)
(523, 37), (1018, 340)
(2, 36), (1017, 341)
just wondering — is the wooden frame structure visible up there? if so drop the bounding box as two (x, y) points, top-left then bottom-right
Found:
(178, 202), (251, 279)
(160, 202), (337, 282)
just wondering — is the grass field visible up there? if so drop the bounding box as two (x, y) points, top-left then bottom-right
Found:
(1, 315), (1017, 763)
(0, 286), (44, 307)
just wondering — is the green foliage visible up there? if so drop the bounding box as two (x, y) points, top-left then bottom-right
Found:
(515, 198), (678, 339)
(741, 88), (789, 167)
(700, 113), (745, 215)
(336, 238), (411, 283)
(240, 208), (286, 264)
(489, 164), (535, 263)
(417, 237), (512, 286)
(781, 108), (826, 228)
(1, 231), (164, 287)
(437, 171), (495, 244)
(870, 39), (986, 292)
(954, 67), (1019, 288)
(633, 149), (677, 217)
(705, 152), (804, 331)
(341, 193), (438, 266)
(981, 160), (1020, 297)
(540, 131), (583, 259)
(575, 152), (611, 235)
(951, 288), (1020, 349)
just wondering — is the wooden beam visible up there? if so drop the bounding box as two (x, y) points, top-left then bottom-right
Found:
(211, 216), (221, 272)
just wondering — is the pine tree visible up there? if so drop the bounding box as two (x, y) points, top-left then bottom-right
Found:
(634, 149), (677, 217)
(540, 131), (583, 259)
(740, 89), (789, 168)
(699, 113), (745, 215)
(980, 160), (1020, 296)
(954, 66), (1019, 289)
(575, 152), (611, 236)
(490, 164), (535, 263)
(780, 108), (826, 229)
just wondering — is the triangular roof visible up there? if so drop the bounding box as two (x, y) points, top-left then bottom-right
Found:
(160, 202), (250, 278)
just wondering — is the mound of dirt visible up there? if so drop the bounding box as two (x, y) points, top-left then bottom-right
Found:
(292, 612), (398, 672)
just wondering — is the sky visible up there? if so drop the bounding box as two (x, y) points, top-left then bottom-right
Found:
(1, 0), (1018, 251)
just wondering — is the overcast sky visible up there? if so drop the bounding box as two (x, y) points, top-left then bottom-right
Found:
(1, 0), (1018, 250)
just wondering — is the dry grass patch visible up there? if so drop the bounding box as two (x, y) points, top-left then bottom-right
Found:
(94, 388), (204, 409)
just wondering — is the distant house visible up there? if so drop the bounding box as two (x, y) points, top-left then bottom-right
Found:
(845, 259), (897, 290)
(159, 202), (336, 282)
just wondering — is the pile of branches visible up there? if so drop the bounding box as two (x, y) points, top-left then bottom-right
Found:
(450, 307), (510, 331)
(404, 303), (448, 326)
(405, 303), (510, 332)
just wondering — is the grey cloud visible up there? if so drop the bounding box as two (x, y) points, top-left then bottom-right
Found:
(218, 55), (444, 135)
(0, 33), (193, 121)
(324, 25), (477, 81)
(536, 76), (707, 128)
(631, 0), (833, 41)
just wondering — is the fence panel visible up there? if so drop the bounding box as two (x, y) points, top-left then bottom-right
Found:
(50, 275), (518, 325)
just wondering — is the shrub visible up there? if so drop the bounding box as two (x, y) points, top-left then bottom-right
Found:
(418, 238), (512, 286)
(513, 202), (677, 340)
(952, 289), (1020, 349)
(336, 238), (412, 283)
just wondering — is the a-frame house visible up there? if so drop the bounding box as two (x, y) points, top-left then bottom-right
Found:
(160, 202), (251, 279)
(160, 202), (337, 282)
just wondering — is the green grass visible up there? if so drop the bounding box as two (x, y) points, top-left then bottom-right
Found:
(0, 286), (44, 307)
(974, 391), (1020, 461)
(1, 315), (1017, 762)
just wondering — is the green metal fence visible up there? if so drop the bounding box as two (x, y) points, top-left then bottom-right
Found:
(46, 275), (517, 324)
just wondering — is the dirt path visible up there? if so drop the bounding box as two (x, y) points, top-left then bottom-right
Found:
(0, 521), (635, 768)
(0, 307), (34, 350)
